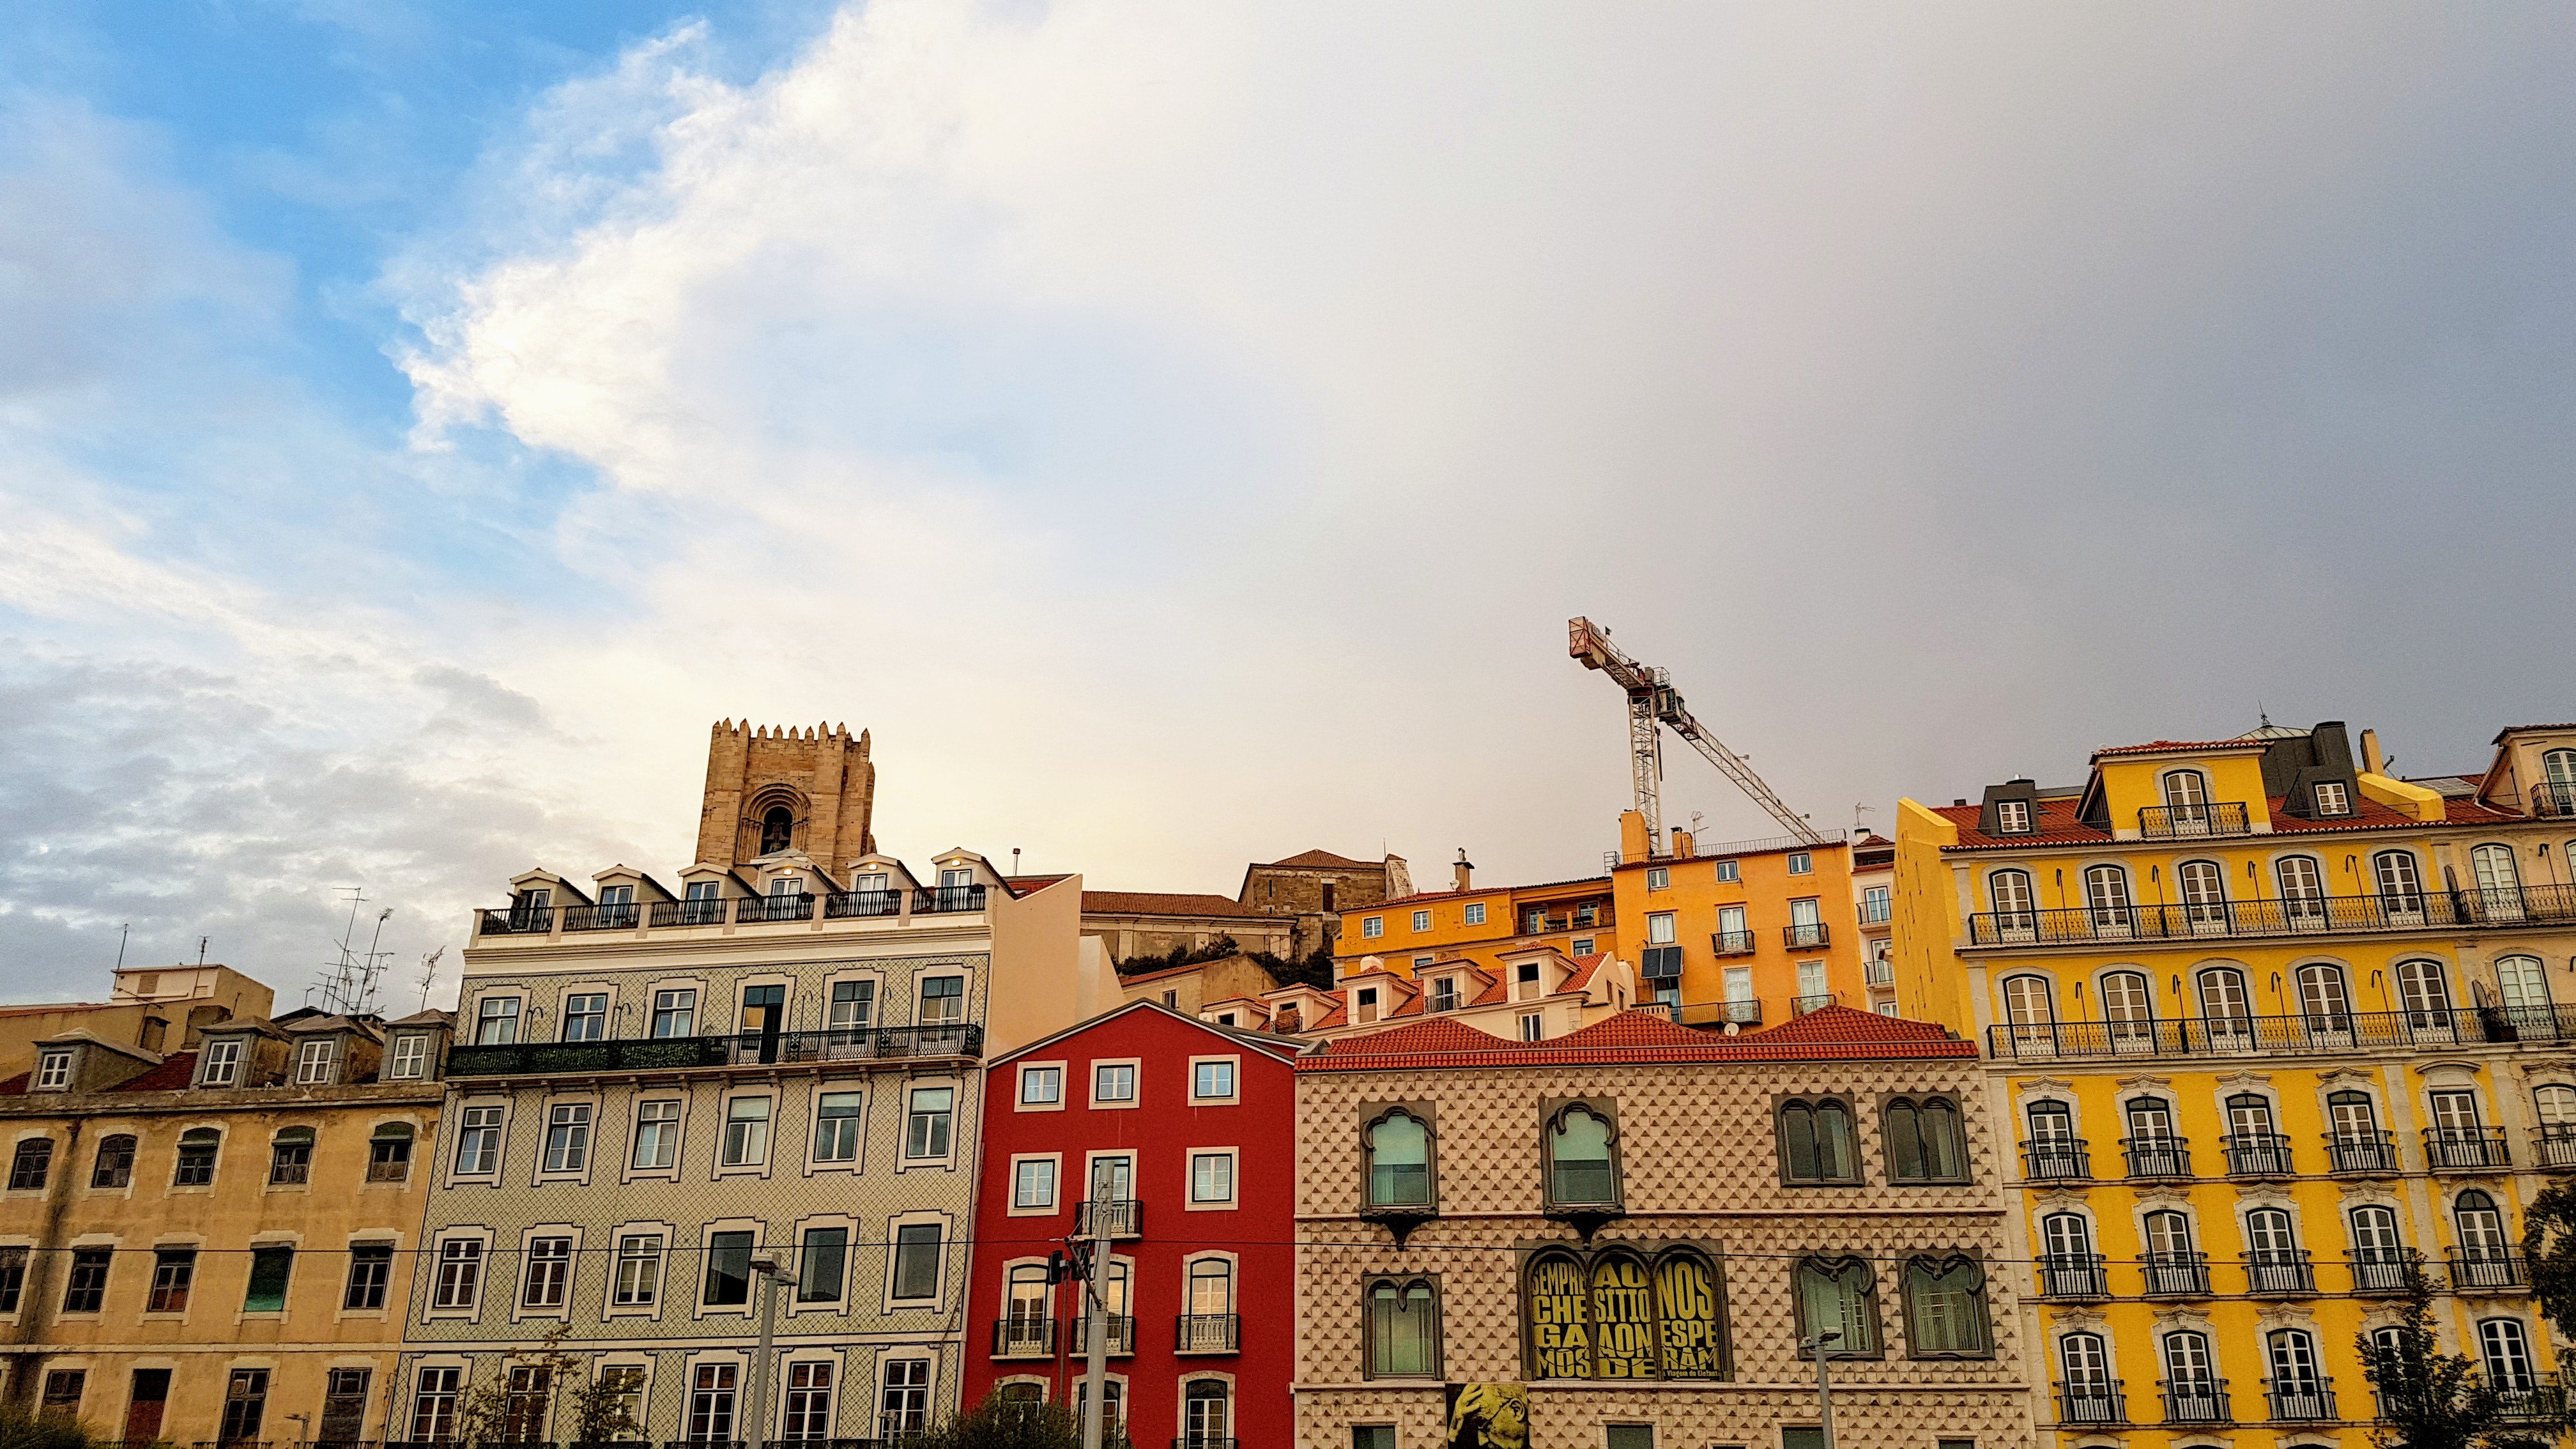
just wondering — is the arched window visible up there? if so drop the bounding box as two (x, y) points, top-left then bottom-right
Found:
(2267, 1328), (2324, 1396)
(2162, 1330), (2216, 1393)
(2195, 967), (2252, 1044)
(1544, 1104), (1618, 1207)
(2373, 850), (2425, 914)
(2101, 971), (2156, 1045)
(2083, 865), (2134, 931)
(2059, 1331), (2112, 1397)
(1000, 1264), (1052, 1353)
(2479, 1319), (2536, 1392)
(2125, 1095), (2176, 1139)
(2223, 1094), (2285, 1174)
(2396, 959), (2452, 1027)
(2534, 1084), (2576, 1151)
(2455, 1190), (2509, 1259)
(1989, 870), (2036, 928)
(2163, 769), (2212, 822)
(2244, 1208), (2306, 1294)
(2295, 962), (2352, 1034)
(1187, 1259), (1234, 1318)
(2246, 1207), (2299, 1255)
(1363, 1109), (1432, 1209)
(174, 1127), (220, 1186)
(2027, 1099), (2074, 1142)
(1652, 1249), (1727, 1379)
(2472, 843), (2524, 920)
(270, 1126), (315, 1186)
(89, 1135), (136, 1190)
(2040, 1212), (2095, 1263)
(1590, 1252), (1659, 1378)
(1779, 1098), (1859, 1184)
(1795, 1257), (1879, 1355)
(2141, 1209), (2200, 1294)
(1884, 1097), (1967, 1183)
(2177, 859), (2228, 929)
(759, 806), (793, 857)
(1524, 1250), (1592, 1379)
(1367, 1276), (1439, 1377)
(2496, 954), (2553, 1016)
(2002, 974), (2055, 1052)
(2274, 855), (2327, 925)
(1180, 1381), (1229, 1448)
(2349, 1204), (2405, 1288)
(1901, 1255), (1990, 1356)
(2126, 1095), (2186, 1174)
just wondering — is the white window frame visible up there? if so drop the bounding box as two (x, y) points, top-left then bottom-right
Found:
(882, 1212), (953, 1312)
(1090, 1059), (1142, 1110)
(809, 1087), (868, 1172)
(1519, 1012), (1545, 1042)
(1188, 1056), (1241, 1106)
(1186, 1148), (1239, 1210)
(1016, 1062), (1067, 1112)
(717, 1094), (774, 1177)
(537, 1099), (597, 1182)
(1411, 910), (1432, 933)
(472, 993), (524, 1046)
(33, 1054), (70, 1091)
(2315, 781), (2351, 816)
(626, 1097), (686, 1183)
(510, 1225), (583, 1323)
(1008, 1153), (1062, 1215)
(1645, 867), (1668, 891)
(1788, 852), (1813, 875)
(199, 1039), (243, 1087)
(387, 1034), (428, 1080)
(1714, 860), (1740, 882)
(602, 1221), (674, 1321)
(448, 1102), (507, 1184)
(1646, 912), (1677, 946)
(294, 1039), (337, 1084)
(1463, 902), (1486, 926)
(898, 1079), (962, 1170)
(1995, 799), (2032, 834)
(1361, 917), (1384, 940)
(427, 1232), (492, 1318)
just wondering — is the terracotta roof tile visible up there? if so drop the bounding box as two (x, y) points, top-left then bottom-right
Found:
(1264, 850), (1377, 870)
(2089, 738), (2269, 759)
(114, 1052), (199, 1092)
(1083, 891), (1268, 919)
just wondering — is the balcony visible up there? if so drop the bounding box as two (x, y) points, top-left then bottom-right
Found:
(2533, 1126), (2576, 1170)
(562, 902), (640, 931)
(2160, 1379), (2232, 1425)
(1783, 923), (1830, 949)
(2484, 1373), (2565, 1422)
(2122, 1135), (2192, 1179)
(1791, 993), (1839, 1016)
(2138, 801), (2253, 838)
(2021, 1138), (2091, 1183)
(1965, 883), (2576, 948)
(445, 1024), (983, 1077)
(1986, 1004), (2576, 1064)
(1073, 1199), (1142, 1239)
(1068, 1314), (1135, 1356)
(2348, 1251), (2412, 1295)
(2141, 1251), (2211, 1298)
(1720, 999), (1762, 1025)
(737, 893), (815, 924)
(2242, 1249), (2316, 1296)
(2448, 1248), (2527, 1292)
(2533, 783), (2576, 819)
(2264, 1379), (2336, 1422)
(477, 905), (555, 935)
(2425, 1128), (2511, 1172)
(2221, 1133), (2295, 1178)
(917, 885), (986, 914)
(2055, 1381), (2126, 1426)
(1710, 931), (1756, 958)
(482, 884), (988, 939)
(649, 897), (728, 927)
(2325, 1131), (2402, 1176)
(1864, 958), (1894, 986)
(2035, 1254), (2109, 1300)
(1174, 1314), (1239, 1354)
(824, 890), (903, 919)
(991, 1318), (1055, 1358)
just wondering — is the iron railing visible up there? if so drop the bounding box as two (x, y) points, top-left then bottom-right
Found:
(823, 890), (902, 919)
(562, 903), (640, 931)
(648, 898), (728, 926)
(2021, 1139), (2091, 1182)
(1710, 931), (1756, 957)
(2221, 1133), (2296, 1177)
(2242, 1249), (2315, 1296)
(1073, 1200), (1142, 1238)
(735, 893), (814, 924)
(2533, 783), (2576, 819)
(2035, 1254), (2109, 1300)
(2122, 1136), (2192, 1179)
(2326, 1131), (2401, 1175)
(447, 1024), (983, 1077)
(2141, 1251), (2211, 1298)
(477, 907), (555, 935)
(2264, 1379), (2336, 1422)
(1864, 958), (1894, 985)
(1174, 1314), (1239, 1353)
(2448, 1248), (2527, 1291)
(1784, 923), (1830, 949)
(1069, 1315), (1135, 1355)
(2533, 1126), (2576, 1169)
(2159, 1379), (2231, 1424)
(1987, 1004), (2576, 1062)
(1966, 882), (2576, 947)
(2349, 1251), (2412, 1294)
(2138, 802), (2252, 838)
(1721, 999), (1762, 1025)
(2484, 1373), (2565, 1421)
(916, 886), (986, 914)
(990, 1319), (1055, 1357)
(489, 887), (986, 935)
(1791, 993), (1839, 1016)
(2425, 1128), (2511, 1171)
(2055, 1381), (2126, 1425)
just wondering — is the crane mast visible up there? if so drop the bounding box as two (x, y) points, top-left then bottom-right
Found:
(1568, 617), (1831, 855)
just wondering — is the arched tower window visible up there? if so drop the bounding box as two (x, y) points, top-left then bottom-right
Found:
(760, 806), (794, 856)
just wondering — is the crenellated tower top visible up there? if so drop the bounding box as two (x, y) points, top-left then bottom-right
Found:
(697, 719), (877, 876)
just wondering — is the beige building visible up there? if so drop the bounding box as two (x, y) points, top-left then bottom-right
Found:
(1853, 835), (1897, 1015)
(0, 965), (272, 1078)
(1261, 947), (1643, 1044)
(0, 986), (450, 1443)
(1292, 1006), (2037, 1449)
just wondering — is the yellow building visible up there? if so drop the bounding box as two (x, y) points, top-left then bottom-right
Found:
(1894, 718), (2576, 1449)
(0, 987), (450, 1443)
(0, 965), (272, 1077)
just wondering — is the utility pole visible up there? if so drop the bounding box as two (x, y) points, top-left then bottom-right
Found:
(1803, 1329), (1842, 1449)
(1078, 1197), (1115, 1449)
(748, 1255), (786, 1449)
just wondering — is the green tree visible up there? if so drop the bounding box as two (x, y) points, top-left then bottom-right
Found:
(2523, 1181), (2576, 1342)
(916, 1393), (1127, 1449)
(0, 1405), (107, 1449)
(452, 1326), (641, 1446)
(2356, 1255), (2554, 1449)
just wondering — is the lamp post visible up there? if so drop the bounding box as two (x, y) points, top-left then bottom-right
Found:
(747, 1255), (788, 1449)
(1802, 1330), (1843, 1449)
(1078, 1200), (1114, 1449)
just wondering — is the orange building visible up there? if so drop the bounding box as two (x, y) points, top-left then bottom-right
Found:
(1333, 854), (1615, 980)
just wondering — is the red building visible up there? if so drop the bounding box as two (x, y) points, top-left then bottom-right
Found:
(964, 1002), (1300, 1448)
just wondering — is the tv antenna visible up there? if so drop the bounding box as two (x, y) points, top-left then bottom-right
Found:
(316, 887), (397, 1016)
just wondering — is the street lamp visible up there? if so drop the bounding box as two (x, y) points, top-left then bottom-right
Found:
(1800, 1330), (1843, 1449)
(746, 1255), (788, 1449)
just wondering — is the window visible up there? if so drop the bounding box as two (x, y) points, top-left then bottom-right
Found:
(1884, 1097), (1968, 1183)
(2162, 768), (2211, 813)
(1427, 977), (1459, 1013)
(2177, 859), (2227, 924)
(2313, 780), (2350, 815)
(1546, 1103), (1618, 1206)
(269, 1127), (314, 1185)
(369, 1122), (415, 1183)
(761, 805), (793, 854)
(689, 1363), (739, 1443)
(1353, 1429), (1396, 1449)
(40, 1370), (84, 1418)
(1366, 1277), (1440, 1376)
(613, 1234), (664, 1307)
(2197, 965), (2251, 1026)
(1188, 1257), (1234, 1321)
(1519, 1013), (1544, 1043)
(1860, 884), (1891, 923)
(433, 1239), (484, 1310)
(221, 1369), (270, 1443)
(541, 1103), (592, 1173)
(892, 1223), (942, 1300)
(1902, 1256), (1991, 1355)
(722, 1097), (772, 1167)
(388, 1033), (428, 1079)
(502, 1366), (551, 1443)
(1193, 1060), (1237, 1101)
(2374, 850), (2424, 911)
(1013, 1158), (1057, 1209)
(60, 1248), (109, 1312)
(1795, 1257), (1880, 1354)
(1571, 936), (1595, 956)
(148, 1248), (195, 1313)
(1355, 988), (1381, 1024)
(919, 975), (965, 1025)
(831, 979), (877, 1034)
(1995, 799), (2032, 834)
(783, 1363), (834, 1441)
(878, 1360), (930, 1439)
(2480, 1319), (2537, 1391)
(1020, 1066), (1062, 1106)
(632, 1100), (680, 1170)
(295, 1038), (337, 1084)
(1093, 1063), (1137, 1104)
(7, 1140), (52, 1192)
(1988, 869), (2035, 926)
(452, 1105), (505, 1176)
(318, 1368), (368, 1444)
(1190, 1151), (1236, 1205)
(2267, 1328), (2323, 1395)
(1788, 852), (1813, 875)
(1183, 1381), (1229, 1448)
(651, 989), (698, 1038)
(2296, 962), (2352, 1032)
(345, 1243), (393, 1310)
(1779, 1098), (1859, 1184)
(243, 1245), (293, 1312)
(173, 1127), (219, 1186)
(2536, 1084), (2576, 1139)
(796, 1227), (847, 1303)
(905, 1087), (953, 1159)
(201, 1038), (243, 1086)
(2083, 865), (2133, 928)
(2498, 954), (2554, 1015)
(34, 1052), (70, 1091)
(2101, 970), (2155, 1041)
(1464, 901), (1487, 926)
(1715, 859), (1740, 882)
(0, 1248), (24, 1314)
(475, 995), (521, 1045)
(814, 1092), (864, 1162)
(1403, 908), (1429, 933)
(1646, 866), (1669, 891)
(90, 1135), (134, 1189)
(703, 1230), (755, 1306)
(2456, 1190), (2510, 1261)
(564, 993), (608, 1041)
(1366, 1110), (1432, 1208)
(411, 1368), (462, 1442)
(2276, 855), (2327, 920)
(1361, 916), (1383, 939)
(523, 1236), (572, 1308)
(599, 1367), (647, 1436)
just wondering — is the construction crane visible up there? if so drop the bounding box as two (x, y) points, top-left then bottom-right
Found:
(1568, 617), (1832, 855)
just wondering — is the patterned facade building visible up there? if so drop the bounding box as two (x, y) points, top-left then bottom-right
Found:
(1292, 1006), (2040, 1449)
(397, 723), (1110, 1445)
(1894, 718), (2576, 1449)
(0, 988), (448, 1443)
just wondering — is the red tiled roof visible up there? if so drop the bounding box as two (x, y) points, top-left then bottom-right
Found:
(114, 1052), (199, 1092)
(1557, 952), (1611, 993)
(1083, 891), (1268, 919)
(1264, 850), (1377, 870)
(1298, 1006), (1974, 1071)
(1736, 1004), (1965, 1051)
(2089, 739), (2269, 759)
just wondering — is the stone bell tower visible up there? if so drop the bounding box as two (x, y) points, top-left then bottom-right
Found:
(696, 721), (878, 877)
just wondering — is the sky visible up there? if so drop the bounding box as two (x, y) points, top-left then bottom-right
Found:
(4, 1), (2574, 1007)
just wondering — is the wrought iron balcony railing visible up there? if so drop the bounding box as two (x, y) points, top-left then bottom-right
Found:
(1966, 883), (2576, 947)
(562, 903), (640, 931)
(2035, 1254), (2109, 1300)
(1864, 958), (1894, 985)
(2055, 1381), (2126, 1425)
(2141, 1251), (2211, 1298)
(1174, 1314), (1240, 1353)
(485, 884), (987, 936)
(2138, 801), (2252, 838)
(477, 906), (555, 935)
(2122, 1135), (2192, 1179)
(1073, 1199), (1142, 1239)
(1987, 1004), (2576, 1062)
(445, 1024), (983, 1077)
(2449, 1248), (2527, 1292)
(2348, 1251), (2412, 1295)
(1710, 931), (1756, 957)
(2242, 1249), (2315, 1296)
(2533, 783), (2576, 819)
(2532, 1125), (2576, 1169)
(649, 897), (728, 927)
(1784, 922), (1830, 949)
(735, 893), (813, 924)
(1068, 1314), (1135, 1355)
(2483, 1372), (2565, 1421)
(2264, 1378), (2336, 1422)
(2159, 1379), (2232, 1425)
(991, 1318), (1055, 1357)
(823, 890), (903, 919)
(2021, 1139), (2091, 1182)
(2425, 1127), (2511, 1171)
(2325, 1131), (2401, 1176)
(2221, 1132), (2295, 1177)
(916, 885), (986, 914)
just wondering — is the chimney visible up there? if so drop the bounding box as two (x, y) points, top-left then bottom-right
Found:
(2359, 728), (2386, 776)
(1452, 850), (1474, 893)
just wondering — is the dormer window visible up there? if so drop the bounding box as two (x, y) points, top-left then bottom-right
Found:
(1427, 977), (1459, 1013)
(2315, 781), (2351, 816)
(201, 1039), (243, 1087)
(33, 1052), (71, 1092)
(387, 1035), (428, 1080)
(1995, 800), (2032, 834)
(295, 1039), (336, 1085)
(1515, 963), (1543, 1001)
(854, 873), (889, 894)
(1356, 988), (1381, 1025)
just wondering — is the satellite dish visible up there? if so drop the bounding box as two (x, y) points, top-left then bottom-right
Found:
(1722, 1022), (1741, 1037)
